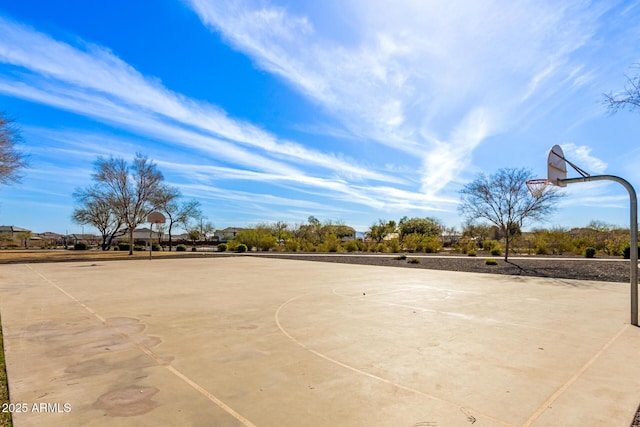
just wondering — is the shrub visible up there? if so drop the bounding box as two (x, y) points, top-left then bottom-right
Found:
(485, 258), (498, 265)
(236, 244), (248, 253)
(74, 242), (88, 250)
(467, 250), (477, 257)
(217, 243), (228, 252)
(534, 245), (549, 255)
(407, 258), (420, 264)
(386, 238), (401, 253)
(284, 239), (299, 252)
(152, 243), (161, 251)
(422, 236), (442, 253)
(118, 242), (130, 251)
(483, 240), (500, 251)
(490, 247), (501, 256)
(584, 247), (597, 258)
(191, 247), (197, 252)
(176, 244), (187, 252)
(343, 240), (359, 252)
(393, 254), (407, 260)
(622, 243), (640, 259)
(375, 243), (386, 253)
(134, 245), (145, 251)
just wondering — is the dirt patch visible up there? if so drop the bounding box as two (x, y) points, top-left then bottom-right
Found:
(0, 249), (236, 264)
(249, 253), (635, 283)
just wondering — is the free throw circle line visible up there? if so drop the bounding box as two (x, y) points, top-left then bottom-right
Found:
(275, 293), (512, 426)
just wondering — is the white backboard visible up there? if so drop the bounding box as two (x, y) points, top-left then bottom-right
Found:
(548, 145), (567, 187)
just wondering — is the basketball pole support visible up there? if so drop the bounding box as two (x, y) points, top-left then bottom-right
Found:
(558, 175), (638, 326)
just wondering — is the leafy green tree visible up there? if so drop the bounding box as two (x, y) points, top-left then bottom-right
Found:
(236, 225), (277, 251)
(187, 229), (200, 246)
(398, 217), (443, 240)
(368, 219), (397, 243)
(462, 221), (495, 247)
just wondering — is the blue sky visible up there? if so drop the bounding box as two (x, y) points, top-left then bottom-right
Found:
(1, 0), (640, 235)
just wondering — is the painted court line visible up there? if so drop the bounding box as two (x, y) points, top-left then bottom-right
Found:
(275, 292), (513, 427)
(24, 264), (256, 427)
(521, 323), (630, 426)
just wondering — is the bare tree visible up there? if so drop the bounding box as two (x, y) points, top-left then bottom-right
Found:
(604, 65), (640, 113)
(153, 185), (202, 251)
(72, 188), (125, 250)
(93, 154), (164, 255)
(0, 113), (28, 185)
(459, 168), (563, 261)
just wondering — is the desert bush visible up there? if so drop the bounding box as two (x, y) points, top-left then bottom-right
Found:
(534, 244), (549, 255)
(152, 243), (161, 251)
(118, 242), (130, 251)
(393, 254), (407, 260)
(422, 236), (442, 253)
(385, 238), (401, 253)
(176, 244), (187, 252)
(236, 244), (248, 253)
(191, 247), (197, 252)
(571, 237), (593, 256)
(490, 247), (501, 256)
(402, 233), (422, 252)
(134, 245), (145, 251)
(318, 234), (341, 252)
(217, 243), (228, 252)
(456, 238), (477, 254)
(584, 247), (597, 258)
(485, 258), (498, 265)
(483, 240), (500, 251)
(407, 258), (420, 264)
(343, 240), (360, 252)
(284, 239), (299, 252)
(74, 242), (88, 250)
(467, 250), (477, 256)
(622, 243), (640, 259)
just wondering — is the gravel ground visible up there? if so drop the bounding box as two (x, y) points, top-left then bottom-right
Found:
(249, 253), (636, 283)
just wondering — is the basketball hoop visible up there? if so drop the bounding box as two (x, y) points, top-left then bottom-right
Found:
(526, 179), (550, 199)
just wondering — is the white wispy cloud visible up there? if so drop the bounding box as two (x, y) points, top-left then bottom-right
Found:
(561, 143), (608, 175)
(0, 15), (399, 184)
(187, 0), (609, 196)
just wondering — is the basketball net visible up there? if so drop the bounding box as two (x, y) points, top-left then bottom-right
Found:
(526, 179), (550, 199)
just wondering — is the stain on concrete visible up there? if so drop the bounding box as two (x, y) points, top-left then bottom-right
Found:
(20, 316), (167, 417)
(93, 386), (160, 417)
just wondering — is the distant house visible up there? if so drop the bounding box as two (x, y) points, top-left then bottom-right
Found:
(69, 233), (100, 246)
(36, 232), (66, 248)
(383, 232), (399, 241)
(0, 225), (32, 240)
(113, 227), (162, 245)
(216, 227), (245, 242)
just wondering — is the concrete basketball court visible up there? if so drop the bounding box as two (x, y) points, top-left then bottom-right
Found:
(1, 256), (640, 426)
